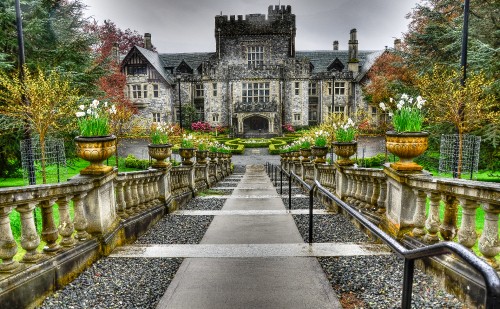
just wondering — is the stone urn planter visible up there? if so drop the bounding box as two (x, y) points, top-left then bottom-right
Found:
(311, 146), (328, 164)
(332, 141), (357, 166)
(208, 151), (217, 162)
(300, 148), (312, 163)
(291, 151), (301, 162)
(385, 131), (429, 171)
(196, 150), (208, 165)
(74, 135), (116, 175)
(148, 144), (172, 168)
(179, 147), (196, 166)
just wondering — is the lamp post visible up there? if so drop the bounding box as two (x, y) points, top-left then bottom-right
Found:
(176, 74), (183, 131)
(15, 0), (36, 185)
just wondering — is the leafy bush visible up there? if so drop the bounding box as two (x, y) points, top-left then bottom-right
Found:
(354, 153), (386, 168)
(124, 154), (149, 169)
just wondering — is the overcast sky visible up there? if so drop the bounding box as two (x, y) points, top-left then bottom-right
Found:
(82, 0), (419, 53)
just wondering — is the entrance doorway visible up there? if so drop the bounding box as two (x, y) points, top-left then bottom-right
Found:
(243, 115), (269, 133)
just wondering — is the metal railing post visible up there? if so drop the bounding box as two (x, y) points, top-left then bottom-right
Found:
(401, 259), (415, 309)
(309, 185), (315, 244)
(288, 172), (292, 210)
(280, 168), (283, 195)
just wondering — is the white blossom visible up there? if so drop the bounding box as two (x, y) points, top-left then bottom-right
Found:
(78, 104), (85, 111)
(75, 111), (86, 118)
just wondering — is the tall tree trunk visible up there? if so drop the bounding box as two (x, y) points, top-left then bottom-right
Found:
(40, 134), (47, 184)
(457, 128), (463, 178)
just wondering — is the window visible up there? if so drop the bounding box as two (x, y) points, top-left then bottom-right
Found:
(212, 83), (217, 97)
(212, 113), (219, 122)
(125, 85), (130, 98)
(127, 65), (147, 76)
(247, 46), (264, 67)
(371, 106), (377, 118)
(131, 85), (142, 99)
(175, 108), (180, 123)
(335, 82), (346, 95)
(294, 82), (300, 95)
(308, 82), (317, 96)
(153, 84), (159, 98)
(327, 82), (332, 95)
(293, 113), (301, 121)
(309, 110), (317, 121)
(143, 84), (148, 98)
(152, 113), (161, 123)
(195, 84), (204, 98)
(332, 106), (345, 114)
(242, 82), (270, 103)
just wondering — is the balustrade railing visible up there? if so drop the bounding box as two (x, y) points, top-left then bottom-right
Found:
(0, 159), (231, 307)
(280, 159), (500, 269)
(269, 162), (500, 308)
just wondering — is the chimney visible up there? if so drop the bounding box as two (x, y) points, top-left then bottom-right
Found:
(394, 39), (401, 51)
(333, 40), (339, 51)
(348, 29), (359, 73)
(144, 33), (152, 50)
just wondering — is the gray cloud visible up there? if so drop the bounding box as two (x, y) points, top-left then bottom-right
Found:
(82, 0), (418, 52)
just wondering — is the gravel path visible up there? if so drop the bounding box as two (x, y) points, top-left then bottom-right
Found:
(283, 192), (465, 309)
(39, 258), (182, 309)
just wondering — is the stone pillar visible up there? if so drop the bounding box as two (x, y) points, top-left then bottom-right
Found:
(335, 165), (349, 201)
(383, 166), (432, 237)
(159, 165), (172, 202)
(70, 171), (118, 235)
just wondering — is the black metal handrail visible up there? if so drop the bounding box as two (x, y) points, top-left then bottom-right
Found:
(265, 163), (500, 309)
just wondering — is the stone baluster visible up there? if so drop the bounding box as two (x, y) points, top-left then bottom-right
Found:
(16, 202), (42, 262)
(376, 179), (387, 215)
(154, 175), (162, 201)
(72, 193), (89, 241)
(124, 180), (135, 216)
(0, 206), (19, 272)
(57, 196), (75, 247)
(40, 198), (61, 253)
(440, 194), (458, 241)
(411, 190), (427, 238)
(363, 177), (372, 209)
(137, 179), (147, 210)
(116, 181), (126, 217)
(478, 203), (500, 269)
(457, 198), (479, 250)
(424, 192), (441, 243)
(144, 177), (153, 206)
(370, 179), (381, 212)
(344, 174), (353, 202)
(132, 179), (140, 209)
(354, 176), (363, 205)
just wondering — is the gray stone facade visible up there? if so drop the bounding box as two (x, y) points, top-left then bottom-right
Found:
(121, 5), (383, 136)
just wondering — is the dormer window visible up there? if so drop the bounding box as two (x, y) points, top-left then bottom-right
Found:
(127, 65), (147, 76)
(247, 46), (264, 67)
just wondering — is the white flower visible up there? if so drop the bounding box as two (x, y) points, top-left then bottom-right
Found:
(408, 97), (413, 103)
(379, 102), (386, 111)
(401, 93), (409, 100)
(389, 98), (394, 103)
(78, 105), (85, 111)
(109, 105), (117, 114)
(86, 108), (92, 115)
(104, 101), (108, 107)
(91, 99), (99, 108)
(388, 112), (394, 117)
(75, 111), (86, 118)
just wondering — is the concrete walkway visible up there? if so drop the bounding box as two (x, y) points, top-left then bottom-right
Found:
(155, 165), (341, 309)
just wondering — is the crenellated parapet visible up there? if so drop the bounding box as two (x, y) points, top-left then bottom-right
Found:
(215, 5), (295, 37)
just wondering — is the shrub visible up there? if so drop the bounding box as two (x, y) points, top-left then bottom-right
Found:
(124, 154), (149, 169)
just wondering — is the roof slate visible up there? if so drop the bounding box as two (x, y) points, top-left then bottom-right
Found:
(135, 46), (174, 84)
(295, 50), (381, 73)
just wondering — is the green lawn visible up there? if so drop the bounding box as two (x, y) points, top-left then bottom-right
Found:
(0, 156), (144, 188)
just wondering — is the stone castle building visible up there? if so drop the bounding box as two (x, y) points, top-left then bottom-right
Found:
(121, 5), (383, 136)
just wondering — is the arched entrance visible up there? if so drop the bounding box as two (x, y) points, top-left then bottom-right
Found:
(243, 115), (269, 133)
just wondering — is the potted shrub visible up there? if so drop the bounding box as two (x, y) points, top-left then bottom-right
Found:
(148, 122), (172, 169)
(74, 100), (117, 175)
(311, 129), (330, 164)
(379, 94), (428, 171)
(332, 117), (357, 166)
(179, 134), (196, 166)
